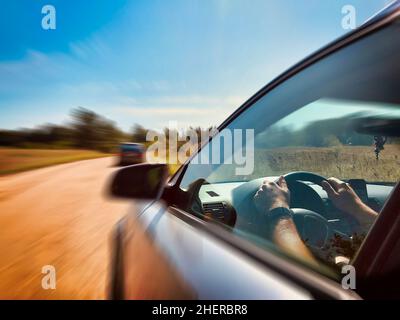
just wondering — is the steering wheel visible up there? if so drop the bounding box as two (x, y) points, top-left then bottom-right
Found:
(282, 172), (334, 251)
(284, 171), (326, 185)
(233, 171), (350, 254)
(283, 171), (355, 253)
(283, 171), (327, 215)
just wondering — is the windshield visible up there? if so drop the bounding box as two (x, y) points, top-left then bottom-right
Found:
(205, 98), (400, 184)
(180, 24), (400, 189)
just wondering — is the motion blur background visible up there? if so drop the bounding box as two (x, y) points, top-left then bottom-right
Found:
(0, 0), (390, 299)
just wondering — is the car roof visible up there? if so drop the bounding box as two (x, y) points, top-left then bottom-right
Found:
(362, 0), (400, 26)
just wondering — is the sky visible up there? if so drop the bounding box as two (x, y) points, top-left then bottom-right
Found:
(0, 0), (391, 132)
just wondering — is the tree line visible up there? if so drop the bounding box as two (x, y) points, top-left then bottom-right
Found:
(0, 107), (215, 153)
(4, 108), (394, 153)
(0, 108), (130, 152)
(257, 113), (399, 149)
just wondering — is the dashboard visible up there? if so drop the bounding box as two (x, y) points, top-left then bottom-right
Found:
(197, 177), (393, 238)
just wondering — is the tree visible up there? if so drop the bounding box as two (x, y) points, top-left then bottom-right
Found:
(70, 107), (99, 149)
(131, 124), (148, 143)
(70, 107), (126, 152)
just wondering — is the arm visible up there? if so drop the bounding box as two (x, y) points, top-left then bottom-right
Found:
(271, 216), (319, 267)
(321, 178), (378, 232)
(254, 176), (319, 267)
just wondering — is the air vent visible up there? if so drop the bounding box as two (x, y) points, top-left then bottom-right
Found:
(202, 202), (237, 227)
(206, 191), (219, 197)
(203, 202), (225, 220)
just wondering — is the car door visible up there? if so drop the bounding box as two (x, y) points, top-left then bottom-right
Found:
(116, 5), (400, 300)
(119, 198), (358, 299)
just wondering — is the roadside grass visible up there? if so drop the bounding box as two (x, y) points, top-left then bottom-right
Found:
(150, 144), (400, 181)
(252, 144), (400, 182)
(4, 144), (396, 182)
(207, 145), (400, 183)
(0, 148), (111, 176)
(0, 146), (182, 177)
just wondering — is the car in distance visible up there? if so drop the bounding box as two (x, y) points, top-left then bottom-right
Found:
(108, 1), (400, 300)
(118, 142), (145, 166)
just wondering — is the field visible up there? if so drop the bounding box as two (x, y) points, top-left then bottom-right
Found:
(0, 148), (111, 176)
(1, 144), (399, 182)
(252, 145), (400, 182)
(209, 144), (400, 183)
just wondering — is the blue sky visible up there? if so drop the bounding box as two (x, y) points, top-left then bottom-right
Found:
(0, 0), (390, 131)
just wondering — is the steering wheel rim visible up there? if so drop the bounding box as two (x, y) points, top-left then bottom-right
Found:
(233, 171), (351, 261)
(282, 171), (336, 251)
(281, 171), (328, 216)
(284, 171), (327, 186)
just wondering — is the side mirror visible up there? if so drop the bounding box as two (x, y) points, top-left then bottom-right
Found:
(109, 163), (169, 199)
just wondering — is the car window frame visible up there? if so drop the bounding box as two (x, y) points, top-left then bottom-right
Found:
(352, 182), (400, 298)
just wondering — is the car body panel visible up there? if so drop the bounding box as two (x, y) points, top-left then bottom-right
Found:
(120, 201), (312, 300)
(112, 200), (361, 300)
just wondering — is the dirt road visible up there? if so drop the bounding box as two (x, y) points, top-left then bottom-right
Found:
(0, 157), (131, 299)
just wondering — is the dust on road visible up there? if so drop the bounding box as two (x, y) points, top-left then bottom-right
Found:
(0, 157), (131, 299)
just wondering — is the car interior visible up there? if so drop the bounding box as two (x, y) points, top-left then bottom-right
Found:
(179, 98), (400, 276)
(195, 172), (393, 260)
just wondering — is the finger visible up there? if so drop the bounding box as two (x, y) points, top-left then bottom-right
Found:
(343, 182), (354, 191)
(263, 178), (275, 185)
(327, 177), (345, 191)
(268, 181), (278, 188)
(322, 180), (339, 198)
(261, 184), (269, 191)
(278, 176), (288, 190)
(255, 188), (263, 197)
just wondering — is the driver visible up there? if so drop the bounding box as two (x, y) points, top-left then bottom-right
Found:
(254, 176), (378, 267)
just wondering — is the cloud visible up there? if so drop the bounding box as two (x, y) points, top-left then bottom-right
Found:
(121, 95), (245, 107)
(0, 46), (247, 130)
(69, 35), (112, 61)
(118, 107), (211, 116)
(112, 95), (247, 130)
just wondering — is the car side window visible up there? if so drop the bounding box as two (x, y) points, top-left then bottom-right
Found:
(178, 23), (400, 279)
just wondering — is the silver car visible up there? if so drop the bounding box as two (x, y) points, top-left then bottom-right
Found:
(108, 1), (400, 300)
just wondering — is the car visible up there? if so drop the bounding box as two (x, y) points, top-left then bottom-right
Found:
(108, 1), (400, 300)
(118, 142), (145, 166)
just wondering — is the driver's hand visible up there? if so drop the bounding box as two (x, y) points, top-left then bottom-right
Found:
(321, 178), (365, 214)
(254, 176), (290, 214)
(321, 178), (377, 226)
